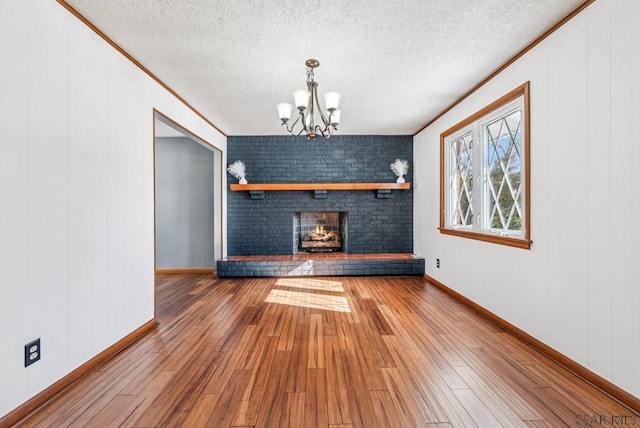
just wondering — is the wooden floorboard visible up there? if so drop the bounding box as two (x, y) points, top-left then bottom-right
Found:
(16, 274), (638, 427)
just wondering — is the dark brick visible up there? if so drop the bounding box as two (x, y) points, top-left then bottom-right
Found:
(227, 135), (413, 256)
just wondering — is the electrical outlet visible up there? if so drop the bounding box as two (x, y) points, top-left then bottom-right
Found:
(436, 258), (440, 268)
(24, 339), (41, 367)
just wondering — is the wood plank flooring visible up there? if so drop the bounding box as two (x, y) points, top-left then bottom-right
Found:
(17, 275), (637, 427)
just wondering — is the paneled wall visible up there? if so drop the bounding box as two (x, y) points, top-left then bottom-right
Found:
(414, 0), (639, 397)
(0, 1), (226, 418)
(227, 135), (413, 255)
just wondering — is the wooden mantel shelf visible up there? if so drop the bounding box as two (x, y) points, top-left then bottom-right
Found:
(230, 182), (410, 191)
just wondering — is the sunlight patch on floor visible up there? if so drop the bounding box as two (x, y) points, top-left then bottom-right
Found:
(275, 277), (345, 292)
(265, 289), (351, 313)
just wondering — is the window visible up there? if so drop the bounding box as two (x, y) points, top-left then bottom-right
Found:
(440, 82), (531, 249)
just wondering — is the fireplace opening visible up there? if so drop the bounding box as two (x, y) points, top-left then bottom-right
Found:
(293, 212), (348, 253)
(301, 212), (340, 251)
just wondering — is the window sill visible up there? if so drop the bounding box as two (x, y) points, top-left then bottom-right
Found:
(439, 228), (532, 250)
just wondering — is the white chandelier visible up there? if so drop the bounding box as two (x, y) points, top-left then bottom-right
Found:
(276, 59), (342, 139)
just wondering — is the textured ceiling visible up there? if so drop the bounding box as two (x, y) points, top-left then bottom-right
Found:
(63, 0), (586, 136)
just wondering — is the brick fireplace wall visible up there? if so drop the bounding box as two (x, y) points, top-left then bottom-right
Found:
(227, 135), (413, 255)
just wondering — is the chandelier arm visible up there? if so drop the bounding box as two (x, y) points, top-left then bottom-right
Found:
(316, 125), (330, 139)
(298, 107), (309, 133)
(282, 115), (307, 137)
(314, 91), (330, 130)
(281, 115), (299, 133)
(326, 110), (334, 127)
(293, 128), (306, 137)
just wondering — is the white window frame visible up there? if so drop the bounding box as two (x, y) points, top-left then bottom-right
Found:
(440, 82), (531, 249)
(445, 128), (474, 230)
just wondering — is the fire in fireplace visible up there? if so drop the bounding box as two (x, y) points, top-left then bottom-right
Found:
(302, 224), (340, 251)
(294, 212), (348, 253)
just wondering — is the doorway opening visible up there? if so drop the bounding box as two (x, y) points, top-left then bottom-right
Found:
(153, 111), (223, 274)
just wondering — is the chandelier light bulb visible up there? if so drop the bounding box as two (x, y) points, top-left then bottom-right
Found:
(276, 103), (293, 121)
(293, 89), (310, 109)
(329, 109), (342, 126)
(324, 91), (341, 111)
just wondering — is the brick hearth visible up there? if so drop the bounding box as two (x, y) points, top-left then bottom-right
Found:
(216, 253), (425, 277)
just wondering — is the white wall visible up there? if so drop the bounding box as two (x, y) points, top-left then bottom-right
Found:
(414, 0), (639, 398)
(0, 0), (226, 418)
(155, 137), (216, 268)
